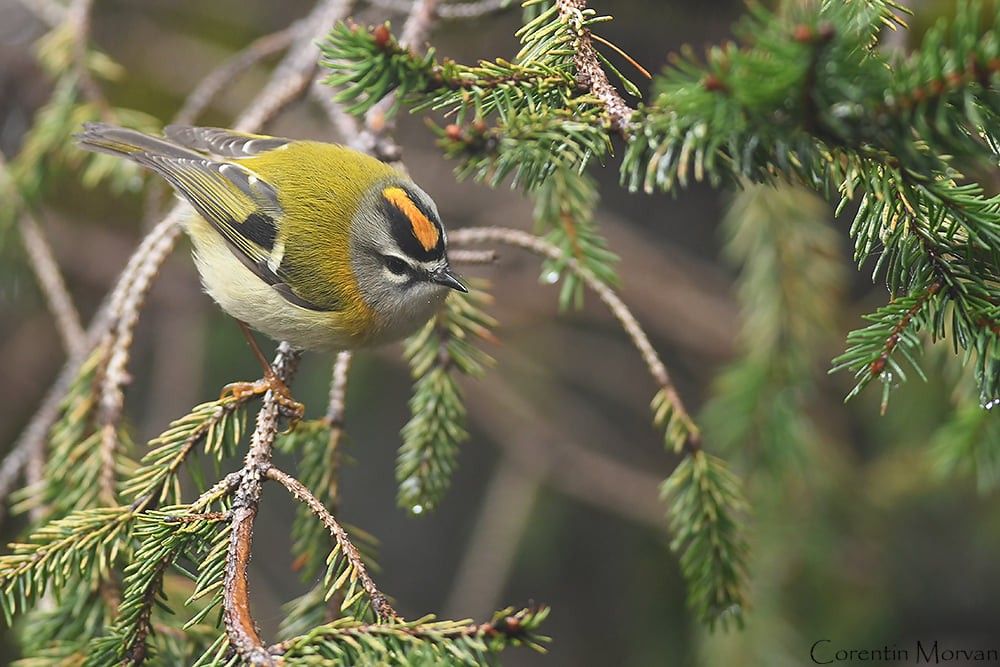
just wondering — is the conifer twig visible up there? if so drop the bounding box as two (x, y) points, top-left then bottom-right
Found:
(266, 466), (400, 621)
(223, 344), (300, 666)
(450, 226), (698, 449)
(98, 207), (187, 505)
(0, 213), (182, 518)
(555, 0), (635, 132)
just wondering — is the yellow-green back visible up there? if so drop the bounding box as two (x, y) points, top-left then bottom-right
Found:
(240, 141), (397, 333)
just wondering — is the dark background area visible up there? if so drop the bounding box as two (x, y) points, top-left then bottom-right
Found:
(2, 0), (999, 665)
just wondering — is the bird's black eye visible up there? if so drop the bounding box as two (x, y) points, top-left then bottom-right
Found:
(384, 255), (409, 276)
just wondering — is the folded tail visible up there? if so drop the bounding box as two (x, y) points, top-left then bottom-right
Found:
(75, 122), (202, 162)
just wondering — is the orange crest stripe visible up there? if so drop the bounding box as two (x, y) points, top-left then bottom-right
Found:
(383, 187), (440, 251)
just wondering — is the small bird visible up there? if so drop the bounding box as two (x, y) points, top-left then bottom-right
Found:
(77, 123), (467, 414)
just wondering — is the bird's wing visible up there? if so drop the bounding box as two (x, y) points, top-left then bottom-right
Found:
(77, 122), (330, 311)
(164, 125), (291, 158)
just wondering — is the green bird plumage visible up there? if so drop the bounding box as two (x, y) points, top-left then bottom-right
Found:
(77, 123), (466, 352)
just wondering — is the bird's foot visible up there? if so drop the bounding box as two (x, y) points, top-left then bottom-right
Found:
(220, 375), (304, 432)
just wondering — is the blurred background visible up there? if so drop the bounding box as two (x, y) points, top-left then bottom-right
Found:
(2, 0), (999, 665)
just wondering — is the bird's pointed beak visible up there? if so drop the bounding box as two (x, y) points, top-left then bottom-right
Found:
(431, 267), (468, 292)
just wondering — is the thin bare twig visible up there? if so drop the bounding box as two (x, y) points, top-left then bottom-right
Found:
(368, 0), (513, 20)
(235, 0), (356, 133)
(16, 214), (86, 356)
(326, 352), (353, 425)
(174, 26), (298, 126)
(449, 226), (696, 440)
(555, 0), (635, 132)
(266, 466), (400, 622)
(144, 24), (299, 224)
(398, 0), (439, 48)
(449, 248), (498, 265)
(0, 152), (84, 356)
(97, 207), (187, 506)
(224, 344), (300, 666)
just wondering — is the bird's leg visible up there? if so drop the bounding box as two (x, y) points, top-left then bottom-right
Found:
(220, 321), (304, 428)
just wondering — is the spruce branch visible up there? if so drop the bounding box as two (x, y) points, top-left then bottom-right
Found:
(831, 279), (943, 410)
(398, 284), (497, 512)
(3, 0), (562, 660)
(0, 211), (181, 520)
(554, 0), (636, 132)
(270, 605), (550, 664)
(320, 0), (616, 119)
(0, 507), (132, 624)
(620, 0), (1000, 404)
(11, 343), (114, 520)
(277, 353), (378, 636)
(450, 226), (699, 451)
(266, 467), (399, 622)
(434, 111), (610, 189)
(356, 0), (442, 160)
(280, 419), (349, 579)
(86, 498), (233, 666)
(223, 344), (300, 666)
(449, 226), (752, 625)
(661, 450), (749, 630)
(120, 397), (251, 507)
(533, 169), (618, 309)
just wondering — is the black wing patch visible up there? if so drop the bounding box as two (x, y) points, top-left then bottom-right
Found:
(240, 211), (278, 251)
(77, 122), (335, 312)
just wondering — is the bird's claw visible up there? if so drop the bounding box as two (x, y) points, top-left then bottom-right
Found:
(220, 376), (304, 433)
